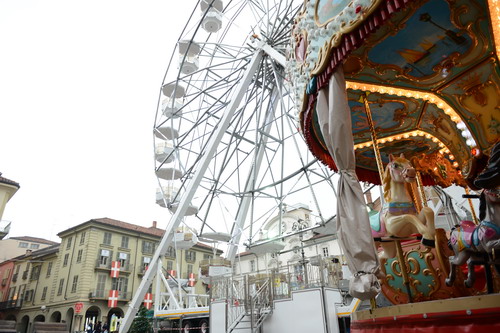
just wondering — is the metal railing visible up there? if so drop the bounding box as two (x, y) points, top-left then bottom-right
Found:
(212, 258), (347, 331)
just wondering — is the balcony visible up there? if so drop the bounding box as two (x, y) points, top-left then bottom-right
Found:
(117, 291), (131, 301)
(0, 298), (23, 310)
(88, 289), (106, 299)
(95, 259), (111, 270)
(88, 290), (131, 301)
(94, 260), (133, 275)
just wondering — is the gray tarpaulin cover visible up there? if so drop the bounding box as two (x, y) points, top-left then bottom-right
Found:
(316, 68), (381, 300)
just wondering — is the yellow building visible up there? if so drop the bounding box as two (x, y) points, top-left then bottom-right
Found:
(0, 218), (221, 333)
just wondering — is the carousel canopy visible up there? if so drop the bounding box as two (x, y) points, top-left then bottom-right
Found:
(291, 0), (500, 186)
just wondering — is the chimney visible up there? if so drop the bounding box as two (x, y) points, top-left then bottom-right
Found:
(152, 221), (157, 228)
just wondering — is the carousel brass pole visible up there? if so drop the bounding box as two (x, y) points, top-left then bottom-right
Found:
(416, 172), (427, 206)
(362, 93), (384, 182)
(362, 93), (413, 303)
(465, 187), (479, 225)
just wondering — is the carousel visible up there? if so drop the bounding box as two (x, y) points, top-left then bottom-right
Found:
(290, 0), (500, 331)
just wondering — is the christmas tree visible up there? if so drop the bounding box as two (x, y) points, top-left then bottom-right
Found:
(129, 306), (152, 333)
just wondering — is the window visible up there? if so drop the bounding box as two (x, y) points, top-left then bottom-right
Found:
(46, 262), (53, 277)
(166, 260), (173, 271)
(66, 236), (72, 250)
(103, 232), (112, 245)
(63, 253), (69, 267)
(185, 250), (196, 262)
(165, 246), (176, 258)
(76, 249), (83, 263)
(203, 254), (213, 260)
(19, 242), (28, 248)
(142, 241), (154, 254)
(41, 286), (47, 300)
(99, 249), (111, 266)
(30, 243), (39, 249)
(96, 274), (106, 297)
(121, 236), (129, 249)
(187, 264), (193, 278)
(30, 266), (40, 280)
(118, 252), (129, 269)
(112, 277), (128, 293)
(250, 260), (256, 272)
(322, 247), (329, 257)
(23, 289), (34, 302)
(71, 275), (79, 293)
(57, 279), (64, 295)
(8, 287), (16, 300)
(80, 232), (86, 245)
(142, 257), (151, 271)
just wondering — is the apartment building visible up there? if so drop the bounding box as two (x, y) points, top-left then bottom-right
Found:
(0, 218), (221, 333)
(0, 237), (58, 263)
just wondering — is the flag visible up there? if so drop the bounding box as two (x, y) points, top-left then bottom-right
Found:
(108, 290), (118, 308)
(144, 292), (153, 310)
(110, 261), (121, 278)
(188, 273), (196, 287)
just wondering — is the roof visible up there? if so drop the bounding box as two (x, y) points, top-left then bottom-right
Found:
(11, 244), (60, 261)
(59, 217), (222, 253)
(0, 173), (20, 188)
(9, 236), (58, 245)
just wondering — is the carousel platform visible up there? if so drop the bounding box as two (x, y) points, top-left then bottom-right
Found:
(351, 293), (500, 332)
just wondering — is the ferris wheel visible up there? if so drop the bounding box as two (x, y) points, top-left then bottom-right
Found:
(122, 0), (340, 330)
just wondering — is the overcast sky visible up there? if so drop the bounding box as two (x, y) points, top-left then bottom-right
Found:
(1, 0), (195, 241)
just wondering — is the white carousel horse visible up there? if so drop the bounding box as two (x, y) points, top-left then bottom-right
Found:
(446, 142), (500, 289)
(370, 153), (436, 259)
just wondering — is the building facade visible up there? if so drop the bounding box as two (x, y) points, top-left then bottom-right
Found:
(0, 218), (221, 333)
(234, 204), (345, 275)
(0, 237), (59, 263)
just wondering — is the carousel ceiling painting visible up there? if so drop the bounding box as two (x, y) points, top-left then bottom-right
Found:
(290, 0), (500, 186)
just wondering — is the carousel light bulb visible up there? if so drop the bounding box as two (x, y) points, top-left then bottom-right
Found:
(396, 135), (402, 140)
(438, 142), (445, 148)
(380, 138), (387, 143)
(449, 155), (455, 160)
(388, 137), (394, 142)
(404, 134), (410, 138)
(432, 137), (439, 143)
(457, 122), (466, 130)
(453, 162), (459, 168)
(444, 149), (450, 154)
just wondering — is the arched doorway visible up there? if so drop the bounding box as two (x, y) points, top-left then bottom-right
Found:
(20, 315), (29, 333)
(65, 307), (74, 332)
(50, 311), (62, 322)
(33, 315), (45, 322)
(107, 308), (124, 333)
(84, 306), (100, 332)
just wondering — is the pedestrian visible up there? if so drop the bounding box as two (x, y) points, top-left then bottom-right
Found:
(94, 321), (102, 333)
(103, 322), (109, 333)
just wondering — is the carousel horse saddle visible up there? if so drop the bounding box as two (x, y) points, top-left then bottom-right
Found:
(387, 201), (417, 215)
(451, 220), (500, 252)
